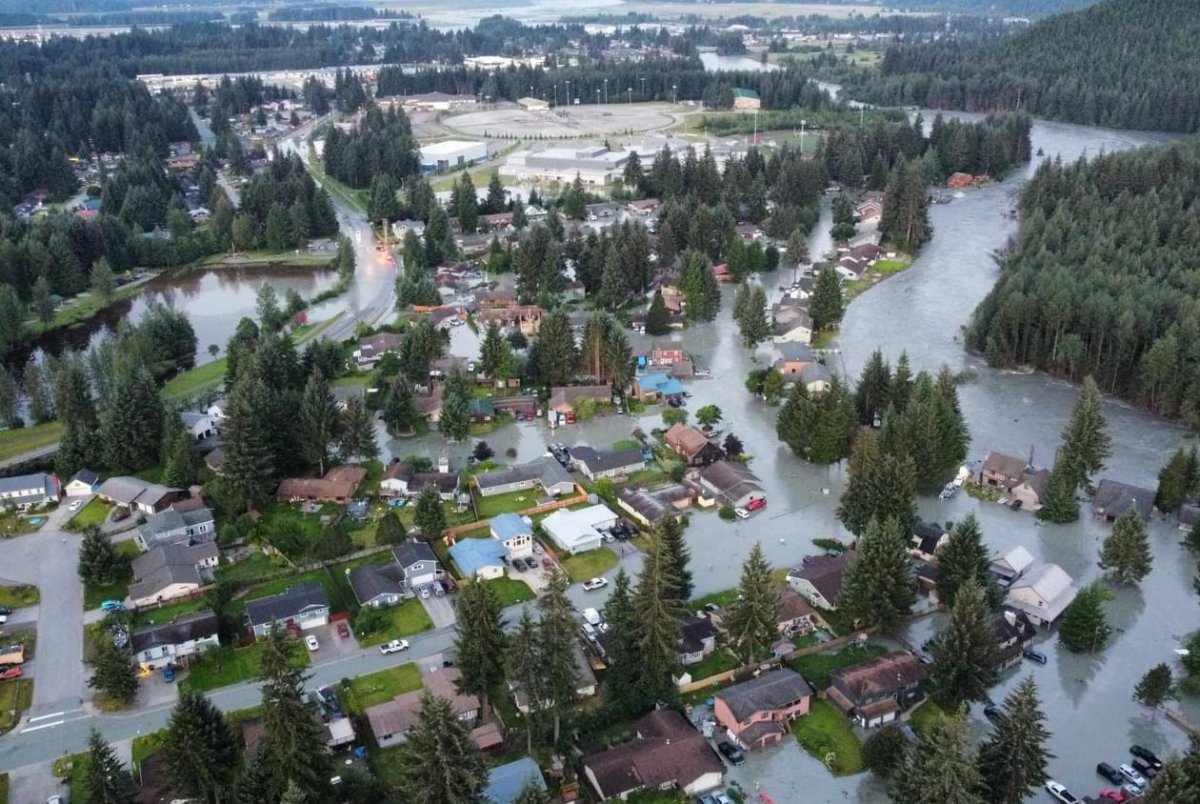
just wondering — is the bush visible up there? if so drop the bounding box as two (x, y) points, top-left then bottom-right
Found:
(354, 606), (388, 637)
(719, 505), (736, 521)
(862, 725), (907, 778)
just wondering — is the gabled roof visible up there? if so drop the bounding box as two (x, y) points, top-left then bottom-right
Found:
(69, 469), (99, 486)
(991, 609), (1036, 645)
(665, 424), (715, 458)
(548, 385), (610, 409)
(982, 451), (1028, 482)
(485, 757), (547, 804)
(450, 538), (506, 577)
(697, 460), (763, 500)
(829, 652), (927, 702)
(137, 507), (214, 547)
(475, 457), (572, 493)
(130, 611), (219, 654)
(1092, 479), (1155, 519)
(490, 512), (532, 542)
(245, 582), (329, 627)
(778, 342), (815, 363)
(392, 541), (437, 570)
(679, 615), (716, 654)
(990, 545), (1034, 576)
(715, 669), (812, 722)
(789, 552), (852, 602)
(129, 542), (218, 601)
(97, 476), (179, 507)
(583, 710), (723, 799)
(348, 563), (404, 604)
(1008, 563), (1074, 602)
(571, 446), (644, 474)
(913, 520), (947, 555)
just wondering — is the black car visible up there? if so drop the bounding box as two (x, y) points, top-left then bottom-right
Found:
(1131, 758), (1158, 780)
(1023, 648), (1048, 665)
(1130, 745), (1164, 771)
(983, 705), (1003, 722)
(1097, 762), (1124, 785)
(0, 608), (12, 616)
(716, 741), (745, 766)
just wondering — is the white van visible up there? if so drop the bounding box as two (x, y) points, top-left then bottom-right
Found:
(582, 608), (601, 626)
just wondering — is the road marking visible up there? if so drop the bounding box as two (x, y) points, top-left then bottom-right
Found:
(26, 711), (66, 723)
(20, 714), (88, 733)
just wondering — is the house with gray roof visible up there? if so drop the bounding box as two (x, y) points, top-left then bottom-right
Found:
(129, 542), (219, 607)
(1091, 479), (1155, 522)
(691, 460), (764, 509)
(570, 446), (645, 481)
(616, 484), (692, 526)
(245, 582), (330, 637)
(97, 476), (180, 515)
(484, 757), (547, 804)
(0, 473), (59, 510)
(131, 610), (220, 669)
(392, 541), (444, 590)
(713, 669), (813, 751)
(64, 469), (99, 497)
(348, 563), (406, 608)
(1003, 563), (1077, 627)
(473, 457), (574, 498)
(135, 506), (215, 551)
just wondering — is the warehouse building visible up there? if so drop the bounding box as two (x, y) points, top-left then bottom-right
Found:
(420, 140), (488, 173)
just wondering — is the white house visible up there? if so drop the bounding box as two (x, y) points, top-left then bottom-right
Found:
(128, 542), (219, 607)
(0, 473), (59, 510)
(245, 582), (330, 638)
(64, 469), (100, 497)
(1003, 563), (1078, 627)
(135, 506), (215, 551)
(541, 505), (617, 555)
(181, 411), (218, 441)
(490, 513), (534, 560)
(131, 611), (220, 669)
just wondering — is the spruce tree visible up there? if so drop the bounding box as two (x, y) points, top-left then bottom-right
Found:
(1133, 664), (1177, 711)
(536, 568), (580, 743)
(453, 579), (507, 715)
(810, 267), (844, 332)
(724, 543), (781, 663)
(891, 711), (985, 804)
(977, 677), (1052, 804)
(382, 376), (419, 437)
(439, 370), (472, 442)
(1156, 447), (1195, 514)
(479, 321), (511, 378)
(279, 780), (307, 804)
(936, 514), (999, 608)
(836, 517), (916, 632)
(645, 288), (671, 335)
(1062, 376), (1111, 489)
(54, 359), (100, 479)
(927, 578), (999, 710)
(218, 359), (276, 513)
(78, 524), (128, 585)
(1036, 456), (1080, 524)
(658, 516), (692, 602)
(632, 532), (687, 702)
(376, 511), (406, 544)
(508, 609), (547, 752)
(397, 692), (487, 803)
(160, 690), (241, 804)
(600, 569), (641, 714)
(256, 627), (330, 800)
(88, 639), (138, 706)
(337, 396), (378, 462)
(855, 350), (892, 426)
(101, 366), (164, 472)
(890, 352), (914, 412)
(837, 431), (919, 537)
(862, 725), (908, 779)
(1100, 508), (1153, 585)
(413, 485), (447, 539)
(298, 369), (341, 475)
(84, 729), (138, 804)
(1058, 582), (1112, 653)
(533, 310), (578, 387)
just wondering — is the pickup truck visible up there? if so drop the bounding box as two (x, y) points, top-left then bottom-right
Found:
(380, 639), (410, 655)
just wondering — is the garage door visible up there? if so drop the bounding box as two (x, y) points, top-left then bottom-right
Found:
(300, 615), (328, 630)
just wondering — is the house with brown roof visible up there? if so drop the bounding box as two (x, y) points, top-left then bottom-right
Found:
(664, 424), (723, 467)
(354, 332), (403, 369)
(582, 709), (724, 800)
(775, 582), (820, 635)
(713, 669), (812, 751)
(980, 451), (1029, 489)
(414, 384), (444, 423)
(476, 304), (546, 336)
(786, 552), (853, 610)
(826, 651), (928, 728)
(991, 609), (1037, 672)
(366, 667), (481, 749)
(690, 460), (764, 509)
(276, 465), (367, 504)
(616, 484), (692, 526)
(547, 385), (611, 425)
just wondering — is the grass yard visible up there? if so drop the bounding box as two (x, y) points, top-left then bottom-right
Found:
(83, 541), (140, 610)
(354, 600), (433, 647)
(180, 641), (310, 693)
(132, 731), (164, 764)
(240, 553), (394, 616)
(791, 698), (864, 776)
(371, 745), (408, 789)
(611, 439), (641, 452)
(790, 643), (888, 690)
(67, 498), (112, 530)
(163, 358), (227, 400)
(0, 771), (7, 803)
(53, 751), (88, 804)
(687, 649), (741, 681)
(0, 680), (32, 734)
(688, 587), (740, 613)
(560, 547), (618, 583)
(214, 551), (286, 587)
(482, 577), (535, 607)
(339, 662), (422, 714)
(0, 420), (64, 463)
(473, 488), (541, 519)
(0, 510), (45, 537)
(0, 584), (38, 609)
(907, 699), (949, 737)
(333, 372), (374, 388)
(132, 596), (212, 628)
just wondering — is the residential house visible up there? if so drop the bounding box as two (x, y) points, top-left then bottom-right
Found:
(644, 343), (686, 368)
(582, 709), (724, 800)
(1179, 503), (1200, 533)
(786, 553), (853, 611)
(547, 385), (611, 425)
(468, 398), (496, 424)
(276, 465), (367, 504)
(245, 582), (330, 637)
(801, 362), (832, 394)
(475, 304), (546, 337)
(354, 332), (403, 368)
(826, 652), (928, 728)
(1003, 563), (1078, 627)
(96, 480), (177, 516)
(910, 520), (949, 562)
(771, 299), (813, 345)
(481, 211), (514, 231)
(64, 469), (100, 497)
(490, 513), (534, 560)
(541, 504), (617, 554)
(449, 537), (507, 580)
(665, 423), (724, 467)
(626, 198), (661, 217)
(1009, 469), (1050, 510)
(347, 563), (405, 608)
(691, 460), (764, 509)
(989, 545), (1035, 586)
(485, 757), (547, 804)
(678, 615), (717, 666)
(130, 611), (220, 669)
(856, 194), (884, 224)
(775, 583), (819, 635)
(631, 372), (685, 403)
(135, 506), (215, 551)
(512, 643), (597, 713)
(129, 542), (219, 607)
(0, 473), (59, 511)
(392, 541), (444, 590)
(378, 462), (458, 501)
(990, 609), (1037, 672)
(616, 484), (692, 527)
(773, 342), (817, 382)
(1091, 479), (1155, 522)
(414, 384), (444, 423)
(980, 451), (1029, 489)
(474, 457), (574, 499)
(570, 446), (645, 481)
(180, 410), (219, 441)
(366, 667), (480, 749)
(713, 669), (813, 751)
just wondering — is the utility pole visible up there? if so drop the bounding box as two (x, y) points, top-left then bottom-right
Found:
(604, 78), (608, 104)
(640, 77), (646, 98)
(672, 84), (677, 105)
(628, 87), (632, 104)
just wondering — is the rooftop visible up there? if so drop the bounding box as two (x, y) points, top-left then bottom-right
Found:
(245, 582), (328, 627)
(130, 611), (219, 655)
(828, 652), (927, 701)
(450, 538), (507, 577)
(490, 512), (532, 542)
(715, 669), (812, 722)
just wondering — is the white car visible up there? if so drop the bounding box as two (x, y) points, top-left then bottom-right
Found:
(734, 507), (750, 520)
(305, 635), (319, 651)
(380, 639), (410, 655)
(1045, 781), (1079, 804)
(68, 500), (83, 512)
(1119, 764), (1147, 789)
(581, 577), (608, 592)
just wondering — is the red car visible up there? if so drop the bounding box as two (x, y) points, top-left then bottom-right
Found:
(336, 622), (351, 639)
(0, 666), (22, 680)
(747, 497), (767, 512)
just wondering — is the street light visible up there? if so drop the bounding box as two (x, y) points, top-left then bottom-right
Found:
(603, 78), (608, 104)
(628, 87), (632, 104)
(553, 83), (558, 107)
(566, 80), (571, 105)
(596, 88), (601, 106)
(672, 84), (677, 104)
(800, 118), (807, 153)
(640, 77), (646, 98)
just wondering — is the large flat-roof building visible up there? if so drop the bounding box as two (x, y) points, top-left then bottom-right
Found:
(503, 145), (630, 186)
(419, 140), (487, 173)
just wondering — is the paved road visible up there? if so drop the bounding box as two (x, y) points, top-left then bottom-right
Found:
(0, 444), (58, 471)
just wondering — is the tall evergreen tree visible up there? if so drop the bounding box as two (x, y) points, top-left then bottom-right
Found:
(256, 627), (330, 800)
(1058, 582), (1112, 653)
(100, 366), (164, 472)
(1156, 446), (1200, 514)
(936, 514), (999, 608)
(78, 525), (129, 585)
(439, 370), (472, 442)
(855, 349), (892, 426)
(508, 610), (546, 753)
(600, 569), (641, 714)
(218, 357), (276, 513)
(160, 690), (241, 804)
(84, 729), (138, 804)
(680, 250), (720, 323)
(1100, 508), (1153, 585)
(837, 431), (918, 536)
(1133, 664), (1177, 712)
(1062, 375), (1112, 489)
(536, 568), (580, 744)
(1035, 455), (1081, 524)
(837, 517), (916, 632)
(479, 321), (512, 378)
(658, 516), (692, 603)
(879, 159), (932, 253)
(533, 310), (578, 387)
(810, 267), (844, 332)
(927, 578), (999, 710)
(632, 533), (687, 702)
(89, 639), (138, 706)
(644, 288), (671, 336)
(413, 485), (447, 539)
(453, 580), (507, 715)
(298, 369), (341, 475)
(724, 543), (781, 663)
(977, 677), (1052, 804)
(382, 376), (419, 436)
(396, 692), (487, 803)
(891, 711), (985, 804)
(337, 396), (378, 462)
(54, 359), (101, 479)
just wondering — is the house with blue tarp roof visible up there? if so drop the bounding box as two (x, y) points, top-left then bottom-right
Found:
(484, 757), (547, 804)
(449, 537), (506, 580)
(632, 372), (685, 401)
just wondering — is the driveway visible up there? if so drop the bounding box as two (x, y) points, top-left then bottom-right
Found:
(307, 621), (360, 664)
(419, 592), (456, 630)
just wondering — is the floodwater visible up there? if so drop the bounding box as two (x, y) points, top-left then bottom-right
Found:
(699, 53), (778, 73)
(381, 114), (1196, 800)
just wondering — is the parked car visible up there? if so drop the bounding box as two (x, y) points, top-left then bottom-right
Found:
(162, 665), (175, 683)
(1118, 764), (1146, 789)
(1023, 648), (1048, 665)
(336, 622), (351, 639)
(541, 558), (554, 570)
(716, 741), (745, 766)
(421, 586), (432, 599)
(733, 507), (750, 520)
(1097, 763), (1124, 785)
(511, 559), (526, 573)
(746, 497), (766, 512)
(1045, 781), (1080, 804)
(380, 640), (410, 655)
(0, 666), (21, 680)
(305, 635), (320, 651)
(1130, 745), (1163, 770)
(983, 705), (1002, 722)
(582, 577), (608, 591)
(1131, 758), (1157, 780)
(1098, 790), (1130, 803)
(582, 623), (597, 642)
(68, 500), (83, 512)
(0, 607), (12, 616)
(101, 600), (124, 613)
(695, 795), (718, 804)
(713, 793), (735, 804)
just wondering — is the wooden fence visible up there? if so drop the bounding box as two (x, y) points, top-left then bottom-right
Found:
(676, 629), (873, 695)
(445, 484), (590, 538)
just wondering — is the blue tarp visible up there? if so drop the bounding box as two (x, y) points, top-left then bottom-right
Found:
(490, 512), (530, 542)
(449, 538), (506, 577)
(484, 757), (547, 804)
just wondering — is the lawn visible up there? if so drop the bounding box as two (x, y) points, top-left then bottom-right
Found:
(0, 584), (38, 609)
(0, 771), (7, 803)
(482, 577), (535, 607)
(163, 358), (227, 400)
(688, 587), (740, 613)
(53, 751), (88, 804)
(560, 547), (618, 583)
(354, 600), (433, 647)
(67, 498), (112, 530)
(791, 698), (864, 776)
(132, 596), (212, 628)
(473, 488), (541, 519)
(333, 372), (374, 388)
(0, 680), (33, 734)
(0, 509), (45, 537)
(339, 662), (422, 714)
(214, 551), (287, 586)
(0, 420), (64, 463)
(611, 439), (641, 452)
(83, 541), (140, 610)
(686, 649), (741, 681)
(790, 643), (888, 690)
(240, 553), (393, 616)
(907, 699), (949, 738)
(180, 641), (310, 693)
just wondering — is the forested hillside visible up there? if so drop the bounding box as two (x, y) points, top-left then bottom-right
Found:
(843, 0), (1200, 133)
(968, 140), (1200, 423)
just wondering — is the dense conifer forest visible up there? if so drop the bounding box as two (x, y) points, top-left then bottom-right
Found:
(968, 139), (1200, 423)
(842, 0), (1200, 133)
